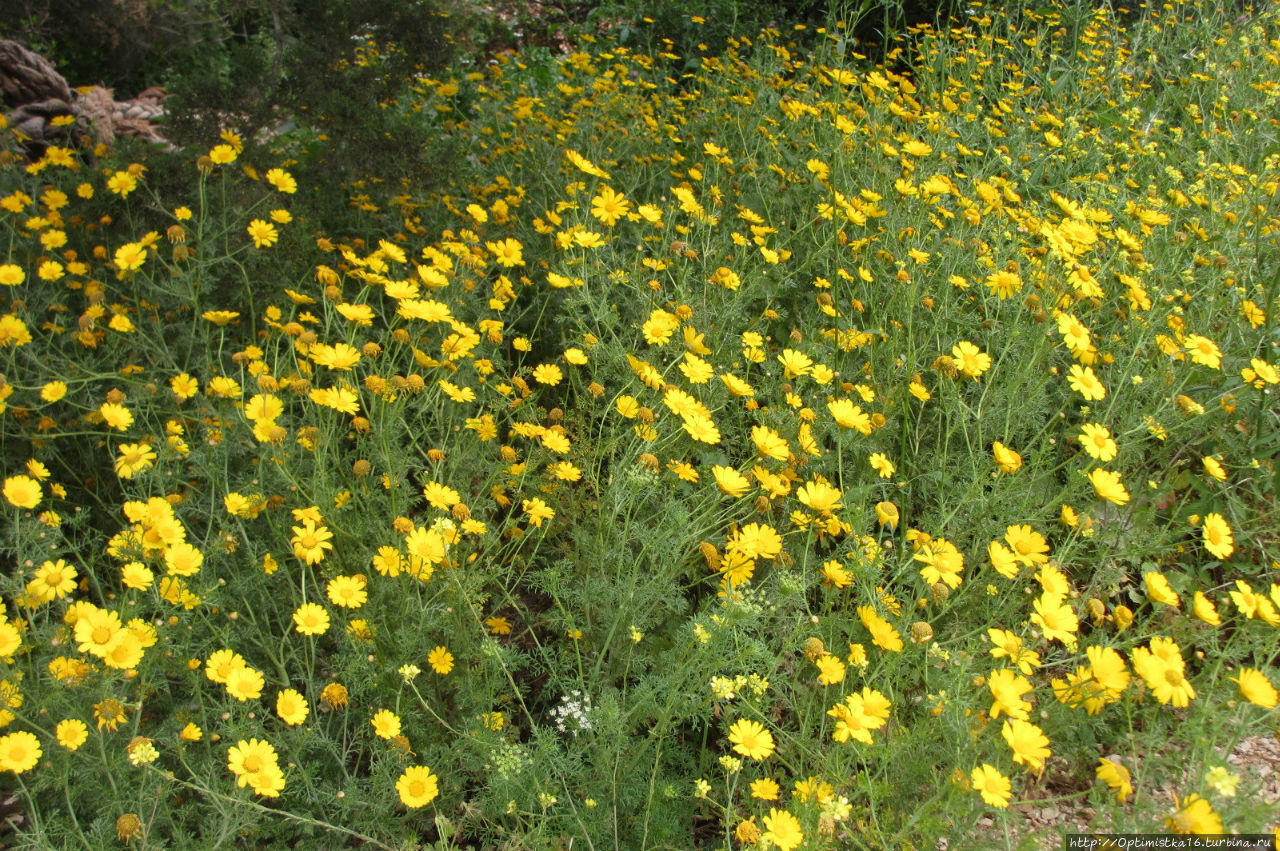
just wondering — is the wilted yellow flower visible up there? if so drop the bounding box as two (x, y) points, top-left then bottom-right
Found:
(992, 441), (1021, 474)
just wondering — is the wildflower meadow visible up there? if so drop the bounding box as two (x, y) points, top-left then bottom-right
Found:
(1, 0), (1279, 847)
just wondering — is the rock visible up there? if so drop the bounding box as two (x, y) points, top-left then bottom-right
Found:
(2, 39), (172, 156)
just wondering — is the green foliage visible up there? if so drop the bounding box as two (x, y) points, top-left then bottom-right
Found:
(7, 0), (225, 96)
(1, 0), (1280, 847)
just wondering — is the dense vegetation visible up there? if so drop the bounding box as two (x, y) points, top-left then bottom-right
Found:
(1, 0), (1278, 847)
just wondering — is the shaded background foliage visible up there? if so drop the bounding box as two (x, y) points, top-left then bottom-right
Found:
(4, 0), (978, 236)
(5, 0), (979, 129)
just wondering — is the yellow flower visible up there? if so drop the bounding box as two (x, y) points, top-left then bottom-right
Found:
(727, 523), (782, 561)
(990, 441), (1021, 473)
(396, 765), (440, 808)
(1078, 424), (1117, 461)
(1231, 668), (1278, 708)
(1038, 564), (1072, 597)
(868, 453), (895, 478)
(74, 606), (125, 658)
(550, 461), (582, 482)
(245, 764), (286, 798)
(750, 777), (780, 800)
(0, 264), (24, 286)
(422, 481), (461, 509)
(265, 168), (297, 193)
(951, 341), (991, 379)
(988, 669), (1033, 720)
(56, 719), (88, 751)
(225, 666), (265, 701)
(777, 348), (813, 379)
(292, 603), (330, 636)
(275, 689), (309, 725)
(727, 718), (775, 760)
(3, 475), (41, 509)
(1066, 364), (1106, 400)
(371, 709), (401, 739)
(106, 170), (138, 196)
(761, 808), (803, 851)
(94, 698), (128, 731)
(1096, 757), (1133, 802)
(1201, 513), (1233, 560)
(1191, 591), (1220, 626)
(1204, 766), (1239, 798)
(1166, 794), (1222, 835)
(793, 478), (844, 511)
(101, 631), (145, 670)
(564, 149), (609, 179)
(971, 764), (1011, 807)
(1087, 469), (1129, 506)
(114, 442), (157, 479)
(37, 260), (63, 281)
(113, 242), (147, 272)
(1132, 638), (1195, 707)
(0, 313), (32, 347)
(427, 646), (454, 675)
(29, 558), (76, 601)
(820, 560), (853, 588)
(522, 497), (554, 527)
(291, 519), (334, 564)
(984, 270), (1022, 298)
(1030, 592), (1078, 646)
(204, 649), (247, 683)
(99, 402), (134, 431)
(227, 738), (278, 781)
(531, 363), (563, 386)
(827, 686), (892, 744)
(988, 541), (1019, 579)
(171, 374), (199, 400)
(0, 731), (42, 773)
(40, 381), (67, 402)
(310, 342), (361, 370)
(1004, 525), (1049, 566)
(246, 219), (278, 248)
(915, 538), (965, 589)
(642, 309), (679, 345)
(486, 238), (524, 267)
(735, 818), (761, 844)
(1001, 719), (1051, 772)
(326, 574), (368, 609)
(163, 542), (203, 577)
(208, 144), (237, 164)
(1144, 572), (1180, 607)
(590, 186), (632, 226)
(827, 398), (871, 433)
(1183, 334), (1221, 369)
(320, 682), (348, 710)
(1245, 357), (1278, 385)
(615, 396), (640, 418)
(814, 654), (846, 685)
(859, 605), (903, 652)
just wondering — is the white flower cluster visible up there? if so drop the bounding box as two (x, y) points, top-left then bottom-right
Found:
(551, 690), (594, 736)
